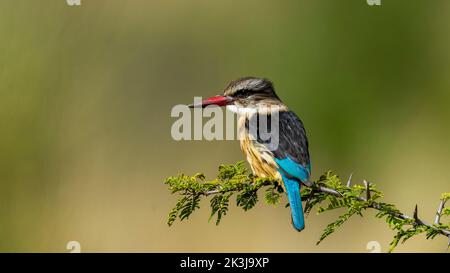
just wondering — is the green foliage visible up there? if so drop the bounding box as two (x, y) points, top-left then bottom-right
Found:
(443, 208), (450, 217)
(441, 193), (450, 202)
(165, 162), (450, 252)
(165, 161), (274, 226)
(209, 193), (232, 225)
(236, 186), (258, 211)
(264, 184), (283, 205)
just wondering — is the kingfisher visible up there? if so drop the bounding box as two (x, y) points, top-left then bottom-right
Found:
(189, 77), (310, 231)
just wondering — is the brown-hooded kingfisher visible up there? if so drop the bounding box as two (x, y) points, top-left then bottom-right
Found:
(189, 77), (310, 231)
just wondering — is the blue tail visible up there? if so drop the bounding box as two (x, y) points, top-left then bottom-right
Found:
(282, 175), (305, 231)
(274, 157), (309, 231)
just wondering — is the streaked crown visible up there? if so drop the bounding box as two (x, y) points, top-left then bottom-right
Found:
(223, 77), (278, 98)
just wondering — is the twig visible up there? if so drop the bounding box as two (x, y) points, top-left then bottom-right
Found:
(204, 180), (273, 196)
(435, 199), (447, 225)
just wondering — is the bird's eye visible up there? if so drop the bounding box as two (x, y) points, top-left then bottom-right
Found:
(234, 89), (252, 98)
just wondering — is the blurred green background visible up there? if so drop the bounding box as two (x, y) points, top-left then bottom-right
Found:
(0, 0), (449, 252)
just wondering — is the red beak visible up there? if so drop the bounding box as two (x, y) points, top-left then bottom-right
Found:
(188, 95), (234, 108)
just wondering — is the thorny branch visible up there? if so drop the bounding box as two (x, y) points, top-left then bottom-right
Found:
(165, 161), (450, 252)
(201, 177), (450, 237)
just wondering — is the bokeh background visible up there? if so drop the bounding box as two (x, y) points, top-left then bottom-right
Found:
(0, 0), (449, 252)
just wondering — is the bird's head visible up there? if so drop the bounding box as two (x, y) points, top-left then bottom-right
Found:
(188, 77), (284, 113)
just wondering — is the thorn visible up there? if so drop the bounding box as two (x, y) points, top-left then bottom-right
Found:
(413, 204), (419, 222)
(363, 180), (371, 201)
(346, 173), (353, 187)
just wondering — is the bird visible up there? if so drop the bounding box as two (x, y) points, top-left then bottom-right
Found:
(189, 77), (310, 231)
